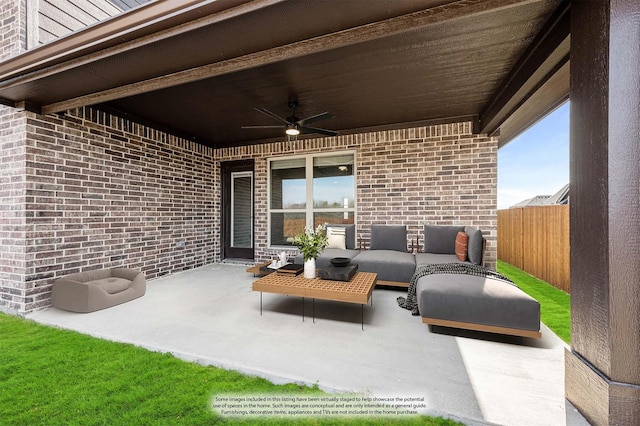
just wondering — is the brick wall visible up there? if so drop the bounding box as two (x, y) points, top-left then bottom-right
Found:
(0, 0), (25, 60)
(0, 106), (28, 314)
(1, 108), (220, 313)
(1, 104), (496, 314)
(1, 0), (28, 313)
(218, 123), (498, 268)
(357, 125), (497, 261)
(0, 0), (497, 315)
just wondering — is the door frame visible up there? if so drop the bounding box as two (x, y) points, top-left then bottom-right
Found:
(221, 159), (255, 260)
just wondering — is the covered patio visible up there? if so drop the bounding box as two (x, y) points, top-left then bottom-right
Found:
(2, 0), (639, 423)
(28, 262), (588, 426)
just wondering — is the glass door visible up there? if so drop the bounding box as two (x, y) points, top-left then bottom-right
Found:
(222, 160), (254, 260)
(231, 171), (253, 251)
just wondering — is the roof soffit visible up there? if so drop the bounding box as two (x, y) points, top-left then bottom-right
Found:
(0, 0), (567, 148)
(40, 0), (546, 114)
(480, 1), (570, 146)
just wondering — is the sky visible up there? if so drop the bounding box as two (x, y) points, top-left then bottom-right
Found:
(282, 176), (354, 208)
(497, 102), (570, 209)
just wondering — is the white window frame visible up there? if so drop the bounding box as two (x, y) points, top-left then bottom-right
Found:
(267, 150), (357, 249)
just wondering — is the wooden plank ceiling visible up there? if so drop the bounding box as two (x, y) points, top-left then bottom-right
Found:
(0, 0), (569, 148)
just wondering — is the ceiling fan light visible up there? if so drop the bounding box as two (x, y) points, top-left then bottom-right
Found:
(285, 125), (300, 136)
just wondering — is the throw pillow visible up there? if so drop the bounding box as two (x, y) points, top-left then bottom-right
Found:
(325, 224), (356, 249)
(455, 231), (469, 261)
(326, 227), (346, 250)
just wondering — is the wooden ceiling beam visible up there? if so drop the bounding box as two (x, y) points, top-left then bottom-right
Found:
(41, 0), (538, 114)
(479, 1), (570, 135)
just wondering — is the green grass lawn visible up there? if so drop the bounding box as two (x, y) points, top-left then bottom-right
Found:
(0, 313), (458, 426)
(497, 260), (571, 344)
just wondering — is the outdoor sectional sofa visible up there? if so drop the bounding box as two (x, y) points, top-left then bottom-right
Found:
(295, 224), (541, 338)
(296, 223), (485, 287)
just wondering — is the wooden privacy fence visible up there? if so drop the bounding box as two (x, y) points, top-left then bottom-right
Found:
(498, 205), (570, 293)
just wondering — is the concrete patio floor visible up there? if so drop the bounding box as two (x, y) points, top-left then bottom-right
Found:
(28, 263), (589, 425)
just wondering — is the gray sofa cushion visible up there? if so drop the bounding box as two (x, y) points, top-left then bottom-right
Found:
(355, 250), (416, 282)
(370, 225), (407, 252)
(326, 224), (356, 250)
(417, 274), (540, 332)
(465, 226), (483, 265)
(424, 225), (464, 254)
(415, 253), (463, 268)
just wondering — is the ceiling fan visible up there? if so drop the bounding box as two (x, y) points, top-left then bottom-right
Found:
(242, 101), (338, 137)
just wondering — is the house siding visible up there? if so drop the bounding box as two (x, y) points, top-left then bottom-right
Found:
(36, 0), (152, 45)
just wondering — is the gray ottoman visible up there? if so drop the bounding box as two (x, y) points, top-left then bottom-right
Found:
(417, 273), (541, 338)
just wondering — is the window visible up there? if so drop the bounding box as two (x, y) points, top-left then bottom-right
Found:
(269, 152), (355, 247)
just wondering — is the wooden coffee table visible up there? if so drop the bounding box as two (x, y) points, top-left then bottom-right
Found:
(252, 272), (377, 330)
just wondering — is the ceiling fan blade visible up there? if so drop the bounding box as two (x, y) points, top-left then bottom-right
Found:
(241, 125), (283, 129)
(301, 126), (339, 137)
(297, 112), (334, 126)
(254, 107), (291, 125)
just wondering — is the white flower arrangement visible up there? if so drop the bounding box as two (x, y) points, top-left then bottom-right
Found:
(291, 224), (329, 261)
